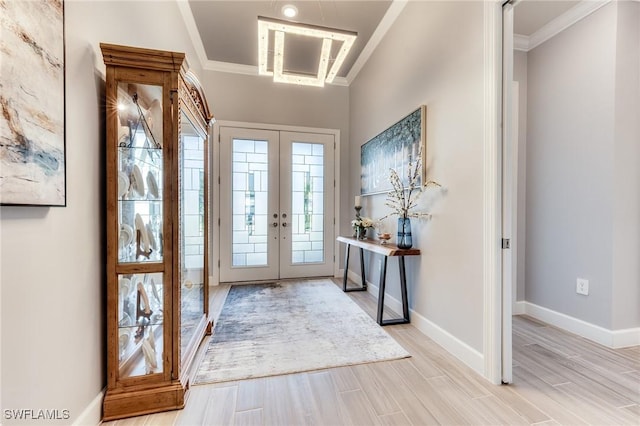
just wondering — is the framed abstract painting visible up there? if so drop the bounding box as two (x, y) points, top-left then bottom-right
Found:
(0, 0), (66, 206)
(360, 105), (426, 196)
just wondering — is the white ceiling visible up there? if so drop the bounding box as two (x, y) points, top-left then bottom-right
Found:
(188, 0), (392, 79)
(183, 0), (591, 83)
(514, 0), (581, 36)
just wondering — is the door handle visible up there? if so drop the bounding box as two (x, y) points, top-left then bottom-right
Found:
(272, 222), (278, 228)
(282, 222), (288, 227)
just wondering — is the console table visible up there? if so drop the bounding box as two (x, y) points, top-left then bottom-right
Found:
(337, 236), (421, 326)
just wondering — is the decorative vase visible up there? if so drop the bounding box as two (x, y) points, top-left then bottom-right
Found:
(356, 225), (367, 240)
(397, 217), (412, 249)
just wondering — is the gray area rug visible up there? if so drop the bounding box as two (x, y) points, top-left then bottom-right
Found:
(194, 279), (410, 384)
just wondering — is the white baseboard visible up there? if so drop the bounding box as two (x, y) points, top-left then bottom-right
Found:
(518, 302), (640, 349)
(346, 271), (484, 376)
(346, 269), (362, 287)
(73, 388), (104, 426)
(612, 327), (640, 348)
(513, 301), (526, 315)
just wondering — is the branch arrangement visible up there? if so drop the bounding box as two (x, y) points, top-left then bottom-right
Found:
(381, 152), (440, 220)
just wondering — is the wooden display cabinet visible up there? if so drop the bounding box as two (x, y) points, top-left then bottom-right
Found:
(101, 43), (213, 421)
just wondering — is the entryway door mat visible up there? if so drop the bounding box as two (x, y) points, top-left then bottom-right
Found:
(193, 279), (410, 385)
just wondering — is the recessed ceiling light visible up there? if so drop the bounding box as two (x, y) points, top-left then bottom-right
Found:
(282, 5), (298, 18)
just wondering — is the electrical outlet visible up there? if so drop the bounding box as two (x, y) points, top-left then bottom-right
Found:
(576, 278), (589, 296)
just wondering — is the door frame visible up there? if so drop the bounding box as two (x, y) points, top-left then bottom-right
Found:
(500, 0), (517, 385)
(482, 0), (506, 385)
(484, 0), (520, 385)
(210, 120), (341, 285)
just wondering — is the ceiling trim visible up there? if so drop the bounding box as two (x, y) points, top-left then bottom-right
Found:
(176, 0), (404, 87)
(345, 0), (408, 85)
(199, 60), (349, 86)
(513, 34), (529, 52)
(514, 0), (611, 52)
(203, 60), (258, 75)
(176, 0), (209, 69)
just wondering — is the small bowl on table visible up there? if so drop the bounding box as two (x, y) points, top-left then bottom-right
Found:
(377, 232), (392, 244)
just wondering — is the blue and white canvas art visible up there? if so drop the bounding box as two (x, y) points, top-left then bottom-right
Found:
(360, 106), (426, 196)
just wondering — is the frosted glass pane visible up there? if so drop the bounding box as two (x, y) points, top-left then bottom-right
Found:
(255, 141), (268, 153)
(233, 231), (249, 244)
(246, 253), (268, 266)
(305, 155), (323, 165)
(305, 251), (323, 263)
(310, 166), (323, 178)
(235, 139), (255, 152)
(292, 192), (305, 214)
(290, 142), (324, 265)
(292, 143), (312, 155)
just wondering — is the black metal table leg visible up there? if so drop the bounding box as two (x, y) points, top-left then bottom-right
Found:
(377, 256), (388, 324)
(399, 256), (410, 322)
(343, 243), (367, 292)
(342, 243), (351, 291)
(359, 247), (367, 290)
(379, 255), (411, 326)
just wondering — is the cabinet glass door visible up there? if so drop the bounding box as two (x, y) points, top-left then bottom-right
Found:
(115, 82), (165, 378)
(117, 272), (164, 378)
(179, 111), (206, 356)
(116, 82), (163, 264)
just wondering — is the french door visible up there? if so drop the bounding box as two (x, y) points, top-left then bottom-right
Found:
(219, 127), (335, 282)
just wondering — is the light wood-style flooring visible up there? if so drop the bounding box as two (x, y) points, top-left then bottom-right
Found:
(105, 279), (640, 425)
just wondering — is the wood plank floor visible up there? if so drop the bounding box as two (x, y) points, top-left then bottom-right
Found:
(105, 279), (639, 425)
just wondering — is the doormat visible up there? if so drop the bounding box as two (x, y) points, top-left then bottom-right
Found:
(193, 279), (410, 384)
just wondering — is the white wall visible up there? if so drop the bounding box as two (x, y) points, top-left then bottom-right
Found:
(0, 1), (203, 423)
(513, 50), (528, 302)
(612, 0), (640, 330)
(525, 2), (639, 331)
(350, 1), (485, 353)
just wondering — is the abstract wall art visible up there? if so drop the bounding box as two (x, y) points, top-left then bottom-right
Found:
(0, 0), (66, 206)
(360, 105), (426, 196)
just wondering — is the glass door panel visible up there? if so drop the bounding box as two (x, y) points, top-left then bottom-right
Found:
(232, 138), (270, 267)
(220, 128), (279, 282)
(290, 142), (325, 264)
(279, 132), (334, 279)
(179, 112), (206, 357)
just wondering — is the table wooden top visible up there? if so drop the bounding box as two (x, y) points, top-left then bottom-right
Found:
(337, 236), (421, 256)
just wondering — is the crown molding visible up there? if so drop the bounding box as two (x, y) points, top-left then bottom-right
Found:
(176, 0), (209, 69)
(518, 0), (612, 52)
(201, 60), (349, 87)
(513, 34), (530, 51)
(203, 60), (258, 76)
(345, 0), (408, 85)
(332, 77), (350, 87)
